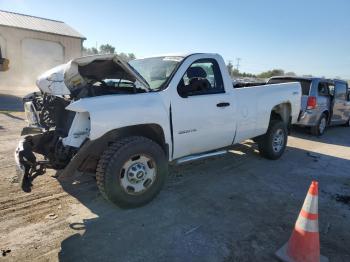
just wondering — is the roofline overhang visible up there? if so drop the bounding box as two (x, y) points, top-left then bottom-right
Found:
(0, 24), (86, 40)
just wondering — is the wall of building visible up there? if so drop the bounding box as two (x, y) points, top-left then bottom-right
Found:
(0, 25), (83, 95)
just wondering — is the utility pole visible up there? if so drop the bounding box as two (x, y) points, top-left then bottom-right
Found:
(235, 58), (241, 71)
(227, 60), (233, 77)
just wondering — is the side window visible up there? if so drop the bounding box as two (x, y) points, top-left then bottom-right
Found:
(177, 59), (224, 97)
(335, 82), (347, 100)
(318, 82), (329, 96)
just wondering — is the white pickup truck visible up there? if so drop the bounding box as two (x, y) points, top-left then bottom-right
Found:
(16, 53), (301, 207)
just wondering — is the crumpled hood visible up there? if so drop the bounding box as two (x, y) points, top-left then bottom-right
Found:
(36, 54), (149, 95)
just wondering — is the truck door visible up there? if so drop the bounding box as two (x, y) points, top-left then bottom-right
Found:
(330, 81), (350, 124)
(171, 58), (236, 159)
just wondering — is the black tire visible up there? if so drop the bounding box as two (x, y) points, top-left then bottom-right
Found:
(257, 120), (288, 160)
(310, 113), (327, 136)
(96, 136), (168, 208)
(343, 117), (350, 127)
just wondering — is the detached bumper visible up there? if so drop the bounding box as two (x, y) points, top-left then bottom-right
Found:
(14, 136), (46, 192)
(15, 137), (36, 191)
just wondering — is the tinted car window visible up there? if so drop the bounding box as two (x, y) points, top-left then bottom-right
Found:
(267, 78), (311, 95)
(335, 82), (347, 100)
(318, 82), (329, 96)
(177, 59), (224, 97)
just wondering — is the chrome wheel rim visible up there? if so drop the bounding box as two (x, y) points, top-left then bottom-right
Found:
(319, 118), (326, 134)
(272, 129), (285, 153)
(119, 154), (156, 195)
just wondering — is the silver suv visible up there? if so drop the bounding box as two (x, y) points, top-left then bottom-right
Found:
(268, 77), (350, 135)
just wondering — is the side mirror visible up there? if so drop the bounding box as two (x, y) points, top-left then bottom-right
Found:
(177, 84), (188, 98)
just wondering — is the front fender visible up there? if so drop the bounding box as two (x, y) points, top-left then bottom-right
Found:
(66, 93), (171, 145)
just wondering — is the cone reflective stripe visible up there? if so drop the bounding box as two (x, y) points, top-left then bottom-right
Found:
(294, 188), (319, 233)
(275, 181), (328, 262)
(294, 215), (319, 232)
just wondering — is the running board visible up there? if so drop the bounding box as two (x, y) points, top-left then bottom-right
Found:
(175, 150), (228, 165)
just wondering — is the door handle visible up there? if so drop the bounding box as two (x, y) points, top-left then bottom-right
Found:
(217, 102), (230, 107)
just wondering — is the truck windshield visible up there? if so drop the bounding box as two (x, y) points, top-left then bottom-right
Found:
(129, 56), (183, 91)
(267, 78), (311, 95)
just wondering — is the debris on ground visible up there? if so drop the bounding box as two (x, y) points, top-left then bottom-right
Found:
(184, 225), (201, 235)
(306, 152), (321, 162)
(9, 175), (18, 183)
(1, 249), (11, 257)
(45, 213), (58, 220)
(334, 194), (350, 206)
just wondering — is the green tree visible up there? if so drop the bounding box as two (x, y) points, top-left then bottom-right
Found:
(232, 68), (240, 77)
(257, 69), (284, 79)
(127, 53), (136, 60)
(285, 71), (296, 76)
(82, 44), (136, 61)
(82, 46), (98, 56)
(118, 52), (136, 62)
(99, 44), (115, 54)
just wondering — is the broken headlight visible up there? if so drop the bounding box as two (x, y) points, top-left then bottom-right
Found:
(24, 101), (40, 126)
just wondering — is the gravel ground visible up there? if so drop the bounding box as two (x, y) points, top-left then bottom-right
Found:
(0, 112), (349, 262)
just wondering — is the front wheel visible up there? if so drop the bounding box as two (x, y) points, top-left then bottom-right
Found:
(96, 136), (168, 208)
(257, 120), (288, 160)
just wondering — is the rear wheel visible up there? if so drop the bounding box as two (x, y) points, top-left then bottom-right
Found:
(96, 136), (168, 208)
(343, 117), (350, 127)
(257, 120), (288, 160)
(311, 113), (327, 136)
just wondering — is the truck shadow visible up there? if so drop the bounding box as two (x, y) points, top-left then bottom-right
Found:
(0, 94), (23, 111)
(290, 125), (350, 147)
(56, 137), (350, 261)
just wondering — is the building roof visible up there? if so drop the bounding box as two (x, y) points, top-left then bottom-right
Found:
(0, 10), (86, 39)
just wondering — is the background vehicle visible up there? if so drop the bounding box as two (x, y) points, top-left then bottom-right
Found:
(268, 77), (350, 135)
(15, 53), (301, 207)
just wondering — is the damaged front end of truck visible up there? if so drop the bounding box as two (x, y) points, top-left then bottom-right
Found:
(15, 54), (149, 191)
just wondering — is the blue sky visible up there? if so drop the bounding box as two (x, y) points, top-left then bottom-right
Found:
(1, 0), (349, 78)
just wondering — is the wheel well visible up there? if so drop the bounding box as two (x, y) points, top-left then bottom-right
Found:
(270, 103), (291, 126)
(77, 124), (168, 173)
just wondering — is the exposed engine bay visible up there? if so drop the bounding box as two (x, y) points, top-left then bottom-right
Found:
(20, 93), (76, 169)
(15, 54), (149, 190)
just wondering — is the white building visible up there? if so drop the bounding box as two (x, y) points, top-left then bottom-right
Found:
(0, 10), (85, 94)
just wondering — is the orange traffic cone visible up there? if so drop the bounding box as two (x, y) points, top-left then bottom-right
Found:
(275, 181), (328, 262)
